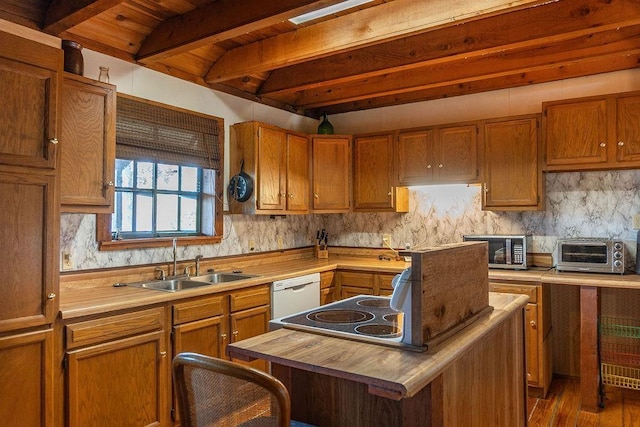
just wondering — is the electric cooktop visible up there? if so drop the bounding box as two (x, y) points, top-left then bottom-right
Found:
(270, 295), (410, 349)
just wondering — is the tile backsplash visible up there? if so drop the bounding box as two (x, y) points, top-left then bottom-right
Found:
(61, 170), (640, 271)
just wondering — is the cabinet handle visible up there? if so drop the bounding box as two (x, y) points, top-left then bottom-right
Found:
(160, 351), (167, 357)
(289, 193), (294, 198)
(231, 331), (239, 342)
(106, 181), (114, 187)
(427, 164), (432, 169)
(314, 193), (319, 199)
(49, 138), (58, 145)
(438, 164), (443, 168)
(388, 187), (393, 196)
(599, 142), (606, 147)
(221, 333), (227, 343)
(530, 320), (537, 329)
(618, 141), (624, 147)
(47, 293), (56, 300)
(484, 186), (489, 194)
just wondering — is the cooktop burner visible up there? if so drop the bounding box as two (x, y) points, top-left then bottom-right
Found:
(271, 295), (404, 345)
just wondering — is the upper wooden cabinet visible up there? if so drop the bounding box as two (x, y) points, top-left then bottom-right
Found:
(60, 73), (116, 213)
(0, 31), (61, 169)
(543, 91), (640, 171)
(353, 132), (408, 212)
(311, 134), (352, 213)
(229, 122), (310, 214)
(396, 123), (479, 185)
(482, 115), (544, 211)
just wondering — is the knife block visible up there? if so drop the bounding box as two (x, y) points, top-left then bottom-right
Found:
(315, 244), (328, 259)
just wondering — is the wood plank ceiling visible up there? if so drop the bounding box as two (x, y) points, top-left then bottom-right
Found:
(2, 0), (640, 117)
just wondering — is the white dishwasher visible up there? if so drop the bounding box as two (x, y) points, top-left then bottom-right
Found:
(271, 272), (320, 319)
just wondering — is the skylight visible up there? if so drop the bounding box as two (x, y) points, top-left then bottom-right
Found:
(289, 0), (374, 25)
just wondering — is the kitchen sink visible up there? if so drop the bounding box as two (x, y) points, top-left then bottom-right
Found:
(122, 272), (258, 292)
(189, 272), (258, 284)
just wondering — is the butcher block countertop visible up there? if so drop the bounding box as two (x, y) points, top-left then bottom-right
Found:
(59, 252), (410, 319)
(228, 292), (529, 400)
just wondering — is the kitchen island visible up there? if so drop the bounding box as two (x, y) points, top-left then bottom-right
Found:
(228, 292), (529, 427)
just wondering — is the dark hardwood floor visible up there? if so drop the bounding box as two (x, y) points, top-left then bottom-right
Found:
(528, 376), (640, 426)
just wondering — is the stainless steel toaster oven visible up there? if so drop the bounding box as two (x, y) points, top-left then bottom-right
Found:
(555, 238), (628, 274)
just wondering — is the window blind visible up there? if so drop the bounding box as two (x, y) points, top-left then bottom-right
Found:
(116, 95), (221, 170)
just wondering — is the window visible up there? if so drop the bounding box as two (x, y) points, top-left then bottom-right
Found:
(97, 94), (223, 249)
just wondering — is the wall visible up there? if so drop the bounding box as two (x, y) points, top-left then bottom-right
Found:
(60, 49), (640, 271)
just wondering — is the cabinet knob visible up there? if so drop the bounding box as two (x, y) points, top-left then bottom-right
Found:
(618, 141), (625, 147)
(231, 331), (239, 342)
(289, 193), (294, 198)
(160, 351), (167, 357)
(221, 333), (227, 342)
(49, 138), (58, 145)
(599, 142), (606, 147)
(106, 181), (114, 187)
(314, 193), (319, 198)
(47, 293), (56, 300)
(438, 164), (443, 168)
(427, 164), (432, 169)
(529, 320), (537, 329)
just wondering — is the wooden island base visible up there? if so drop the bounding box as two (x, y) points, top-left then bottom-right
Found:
(229, 293), (529, 427)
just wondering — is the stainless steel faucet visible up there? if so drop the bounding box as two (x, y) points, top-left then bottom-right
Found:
(172, 237), (178, 276)
(194, 254), (203, 276)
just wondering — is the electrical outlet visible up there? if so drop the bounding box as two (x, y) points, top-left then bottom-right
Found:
(382, 234), (391, 247)
(634, 214), (640, 230)
(249, 240), (256, 252)
(277, 236), (284, 250)
(61, 251), (73, 270)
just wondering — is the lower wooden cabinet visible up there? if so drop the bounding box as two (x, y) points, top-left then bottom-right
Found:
(0, 329), (53, 427)
(490, 280), (552, 397)
(64, 307), (168, 427)
(320, 271), (336, 305)
(336, 270), (398, 299)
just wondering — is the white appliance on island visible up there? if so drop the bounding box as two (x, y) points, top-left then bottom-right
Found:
(271, 272), (320, 319)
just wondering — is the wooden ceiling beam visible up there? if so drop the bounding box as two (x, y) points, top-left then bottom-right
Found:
(44, 0), (124, 35)
(259, 0), (640, 97)
(136, 0), (344, 63)
(204, 0), (550, 83)
(316, 52), (640, 115)
(290, 29), (640, 108)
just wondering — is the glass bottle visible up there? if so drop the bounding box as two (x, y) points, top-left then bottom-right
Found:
(98, 66), (110, 83)
(317, 112), (334, 134)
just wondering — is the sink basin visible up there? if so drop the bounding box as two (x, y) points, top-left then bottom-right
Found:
(128, 278), (214, 292)
(190, 272), (258, 284)
(123, 272), (258, 292)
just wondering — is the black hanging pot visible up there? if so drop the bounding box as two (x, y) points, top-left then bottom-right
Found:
(228, 160), (254, 202)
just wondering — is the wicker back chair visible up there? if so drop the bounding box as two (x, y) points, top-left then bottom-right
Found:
(173, 352), (291, 427)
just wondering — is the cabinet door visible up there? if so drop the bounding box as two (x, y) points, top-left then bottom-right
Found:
(173, 315), (228, 359)
(396, 128), (434, 185)
(312, 136), (351, 212)
(230, 305), (270, 371)
(437, 124), (478, 182)
(286, 133), (310, 212)
(0, 329), (53, 427)
(525, 303), (540, 385)
(483, 116), (542, 210)
(544, 99), (608, 169)
(257, 126), (286, 210)
(60, 75), (115, 212)
(378, 274), (395, 297)
(354, 133), (395, 211)
(616, 94), (640, 164)
(0, 169), (57, 332)
(0, 34), (60, 169)
(67, 331), (168, 427)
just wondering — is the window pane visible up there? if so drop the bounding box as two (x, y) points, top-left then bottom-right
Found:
(135, 194), (153, 232)
(181, 167), (199, 192)
(157, 164), (179, 191)
(157, 194), (178, 231)
(180, 195), (198, 231)
(137, 162), (154, 189)
(115, 159), (134, 188)
(117, 191), (134, 232)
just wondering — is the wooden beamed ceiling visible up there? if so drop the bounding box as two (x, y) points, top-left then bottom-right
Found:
(6, 0), (639, 116)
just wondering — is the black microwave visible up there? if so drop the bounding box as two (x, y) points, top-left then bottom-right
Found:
(463, 234), (532, 270)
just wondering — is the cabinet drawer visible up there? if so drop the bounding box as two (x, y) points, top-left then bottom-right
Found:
(340, 271), (375, 288)
(66, 307), (164, 349)
(490, 283), (537, 303)
(230, 286), (270, 312)
(173, 295), (226, 325)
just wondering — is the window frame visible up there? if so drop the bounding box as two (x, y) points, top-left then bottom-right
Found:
(97, 94), (224, 251)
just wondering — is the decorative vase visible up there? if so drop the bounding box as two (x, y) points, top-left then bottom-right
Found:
(317, 112), (334, 134)
(61, 40), (84, 76)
